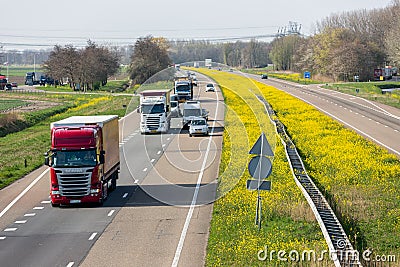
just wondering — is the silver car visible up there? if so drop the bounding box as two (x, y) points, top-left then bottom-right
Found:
(189, 117), (209, 137)
(205, 83), (215, 92)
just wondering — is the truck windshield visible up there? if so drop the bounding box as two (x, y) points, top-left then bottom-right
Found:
(141, 103), (165, 114)
(183, 109), (201, 117)
(176, 84), (190, 92)
(52, 149), (97, 167)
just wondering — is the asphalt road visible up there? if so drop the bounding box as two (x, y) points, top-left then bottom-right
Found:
(0, 73), (224, 267)
(248, 73), (400, 157)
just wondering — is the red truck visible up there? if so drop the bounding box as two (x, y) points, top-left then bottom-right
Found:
(45, 115), (120, 206)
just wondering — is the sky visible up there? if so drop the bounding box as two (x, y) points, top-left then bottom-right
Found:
(0, 0), (394, 51)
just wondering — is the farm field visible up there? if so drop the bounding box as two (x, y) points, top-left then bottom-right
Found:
(194, 68), (400, 266)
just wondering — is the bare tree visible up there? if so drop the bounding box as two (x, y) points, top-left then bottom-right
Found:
(129, 36), (172, 85)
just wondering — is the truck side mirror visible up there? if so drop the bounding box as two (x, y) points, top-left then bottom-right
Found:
(99, 151), (105, 164)
(44, 151), (50, 166)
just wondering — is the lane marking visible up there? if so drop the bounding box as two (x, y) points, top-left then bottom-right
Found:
(66, 262), (74, 267)
(0, 237), (6, 240)
(88, 232), (97, 241)
(0, 168), (49, 218)
(41, 200), (51, 204)
(122, 193), (129, 198)
(157, 151), (161, 155)
(33, 206), (44, 210)
(107, 210), (115, 217)
(15, 220), (27, 224)
(151, 159), (155, 163)
(24, 213), (36, 217)
(4, 228), (17, 232)
(172, 79), (220, 267)
(143, 168), (148, 172)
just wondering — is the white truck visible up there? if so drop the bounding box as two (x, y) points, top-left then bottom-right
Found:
(182, 101), (209, 127)
(139, 90), (171, 134)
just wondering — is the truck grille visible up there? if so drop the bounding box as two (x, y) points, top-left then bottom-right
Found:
(146, 116), (161, 130)
(56, 168), (93, 197)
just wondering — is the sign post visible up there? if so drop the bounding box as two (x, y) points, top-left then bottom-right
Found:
(247, 133), (274, 230)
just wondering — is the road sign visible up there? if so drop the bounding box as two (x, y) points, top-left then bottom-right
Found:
(304, 71), (311, 79)
(249, 133), (274, 156)
(248, 156), (272, 180)
(246, 180), (271, 191)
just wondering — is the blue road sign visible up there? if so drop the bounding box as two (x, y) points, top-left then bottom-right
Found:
(304, 71), (311, 79)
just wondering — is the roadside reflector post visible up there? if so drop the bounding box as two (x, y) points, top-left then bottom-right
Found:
(247, 133), (274, 231)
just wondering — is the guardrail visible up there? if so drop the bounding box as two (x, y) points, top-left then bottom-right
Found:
(256, 94), (361, 267)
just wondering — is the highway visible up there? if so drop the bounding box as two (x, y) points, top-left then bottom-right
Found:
(0, 73), (224, 267)
(247, 73), (400, 157)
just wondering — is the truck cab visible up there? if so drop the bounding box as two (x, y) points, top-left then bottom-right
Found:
(139, 90), (171, 134)
(45, 115), (120, 206)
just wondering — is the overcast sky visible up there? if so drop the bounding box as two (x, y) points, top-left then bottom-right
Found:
(0, 0), (394, 50)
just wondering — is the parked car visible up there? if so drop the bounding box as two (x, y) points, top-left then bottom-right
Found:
(189, 117), (209, 137)
(261, 74), (268, 79)
(205, 83), (216, 92)
(11, 82), (18, 88)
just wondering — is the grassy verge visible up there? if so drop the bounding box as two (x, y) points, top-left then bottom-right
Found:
(0, 92), (135, 189)
(324, 82), (400, 109)
(241, 68), (321, 84)
(193, 68), (329, 266)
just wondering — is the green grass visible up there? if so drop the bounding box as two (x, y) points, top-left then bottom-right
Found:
(0, 65), (45, 77)
(324, 82), (400, 108)
(0, 91), (135, 189)
(0, 99), (29, 111)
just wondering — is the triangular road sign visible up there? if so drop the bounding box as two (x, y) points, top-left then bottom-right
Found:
(249, 132), (274, 156)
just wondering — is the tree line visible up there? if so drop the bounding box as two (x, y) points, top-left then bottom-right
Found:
(270, 0), (400, 81)
(43, 41), (120, 90)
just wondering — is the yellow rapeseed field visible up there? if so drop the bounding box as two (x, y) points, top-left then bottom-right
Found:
(194, 69), (330, 266)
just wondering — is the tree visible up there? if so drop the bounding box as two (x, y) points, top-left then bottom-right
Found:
(385, 0), (400, 66)
(44, 41), (120, 90)
(129, 36), (172, 85)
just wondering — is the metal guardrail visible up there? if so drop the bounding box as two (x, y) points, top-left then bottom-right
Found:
(256, 95), (362, 267)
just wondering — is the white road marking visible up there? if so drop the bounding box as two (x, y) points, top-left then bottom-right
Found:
(33, 207), (44, 210)
(276, 90), (400, 156)
(41, 200), (51, 204)
(66, 262), (74, 267)
(107, 210), (115, 217)
(88, 232), (97, 240)
(143, 168), (148, 172)
(4, 228), (17, 232)
(0, 168), (49, 218)
(172, 80), (220, 267)
(24, 213), (36, 217)
(15, 220), (27, 224)
(0, 237), (6, 240)
(151, 159), (155, 163)
(157, 151), (161, 155)
(162, 144), (166, 148)
(134, 179), (139, 184)
(122, 193), (129, 198)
